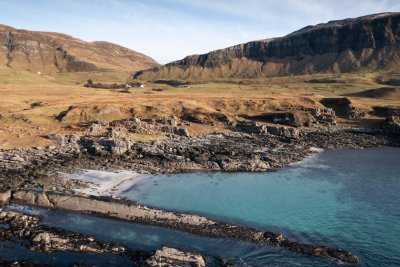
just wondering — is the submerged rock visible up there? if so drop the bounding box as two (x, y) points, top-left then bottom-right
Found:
(0, 258), (54, 267)
(0, 210), (127, 256)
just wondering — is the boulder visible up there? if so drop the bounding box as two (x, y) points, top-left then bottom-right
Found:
(110, 139), (132, 156)
(235, 121), (299, 138)
(173, 127), (190, 137)
(218, 156), (270, 172)
(48, 134), (65, 145)
(0, 189), (11, 206)
(32, 232), (51, 245)
(308, 108), (337, 125)
(266, 125), (299, 139)
(143, 247), (206, 267)
(88, 122), (104, 133)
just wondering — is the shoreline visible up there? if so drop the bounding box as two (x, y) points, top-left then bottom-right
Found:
(0, 125), (398, 265)
(57, 133), (393, 202)
(61, 169), (151, 198)
(63, 146), (323, 199)
(10, 190), (360, 263)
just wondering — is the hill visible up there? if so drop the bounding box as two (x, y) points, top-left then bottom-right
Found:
(0, 24), (158, 73)
(135, 13), (400, 81)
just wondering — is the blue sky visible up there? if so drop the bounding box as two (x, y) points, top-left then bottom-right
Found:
(1, 0), (399, 63)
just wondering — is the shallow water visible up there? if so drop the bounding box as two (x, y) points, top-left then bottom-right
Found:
(0, 240), (134, 267)
(39, 209), (339, 267)
(4, 147), (399, 266)
(120, 147), (400, 266)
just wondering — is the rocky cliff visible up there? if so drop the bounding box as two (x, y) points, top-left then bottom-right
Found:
(0, 24), (158, 73)
(135, 13), (400, 80)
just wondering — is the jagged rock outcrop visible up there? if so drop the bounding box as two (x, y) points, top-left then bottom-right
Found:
(0, 24), (158, 73)
(320, 98), (366, 118)
(135, 13), (400, 80)
(142, 247), (206, 267)
(0, 210), (127, 255)
(235, 121), (299, 138)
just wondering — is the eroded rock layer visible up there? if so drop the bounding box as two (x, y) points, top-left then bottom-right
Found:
(136, 13), (400, 80)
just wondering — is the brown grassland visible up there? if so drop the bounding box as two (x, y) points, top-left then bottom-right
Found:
(1, 67), (399, 149)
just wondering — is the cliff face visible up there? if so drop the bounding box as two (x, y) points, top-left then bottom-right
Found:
(0, 25), (158, 73)
(136, 13), (400, 80)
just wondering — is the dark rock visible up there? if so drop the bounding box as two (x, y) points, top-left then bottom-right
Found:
(266, 125), (299, 138)
(1, 259), (55, 267)
(263, 232), (359, 263)
(48, 134), (65, 145)
(373, 106), (400, 117)
(320, 98), (366, 118)
(235, 121), (299, 138)
(0, 210), (128, 255)
(381, 116), (400, 134)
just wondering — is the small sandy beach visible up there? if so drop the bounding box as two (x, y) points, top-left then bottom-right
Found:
(62, 170), (150, 198)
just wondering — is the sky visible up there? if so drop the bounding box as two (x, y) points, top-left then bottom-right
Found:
(0, 0), (399, 64)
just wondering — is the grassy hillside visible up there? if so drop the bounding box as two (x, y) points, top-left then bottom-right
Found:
(1, 67), (399, 149)
(0, 24), (159, 74)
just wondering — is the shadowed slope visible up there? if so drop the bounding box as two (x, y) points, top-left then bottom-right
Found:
(343, 87), (400, 99)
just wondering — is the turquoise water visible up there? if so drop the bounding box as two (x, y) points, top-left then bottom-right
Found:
(0, 240), (134, 266)
(39, 209), (339, 266)
(4, 147), (399, 266)
(6, 205), (328, 266)
(120, 147), (400, 266)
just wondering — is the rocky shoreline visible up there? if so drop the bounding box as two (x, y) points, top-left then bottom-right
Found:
(0, 119), (399, 265)
(8, 190), (359, 263)
(1, 124), (397, 192)
(0, 209), (206, 267)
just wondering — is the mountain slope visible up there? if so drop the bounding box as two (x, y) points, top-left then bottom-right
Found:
(135, 13), (400, 81)
(0, 25), (158, 73)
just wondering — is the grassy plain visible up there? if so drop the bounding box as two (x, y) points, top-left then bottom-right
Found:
(1, 67), (399, 149)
